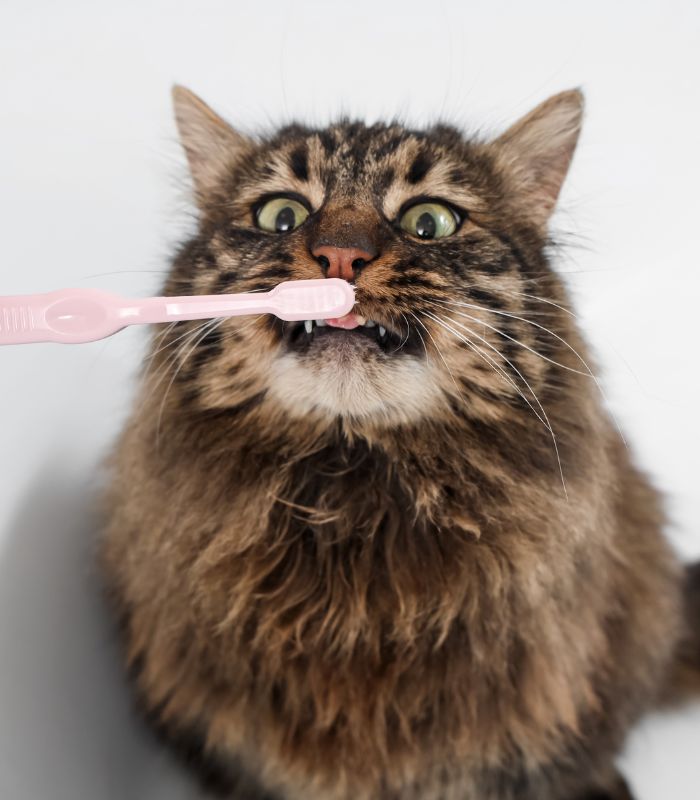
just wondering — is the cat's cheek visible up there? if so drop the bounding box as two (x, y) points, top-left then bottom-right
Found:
(265, 351), (446, 426)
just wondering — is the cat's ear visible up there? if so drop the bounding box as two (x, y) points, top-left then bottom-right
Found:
(172, 85), (253, 203)
(493, 89), (583, 227)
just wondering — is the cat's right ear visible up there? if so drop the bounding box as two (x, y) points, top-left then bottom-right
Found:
(172, 85), (253, 205)
(492, 89), (584, 228)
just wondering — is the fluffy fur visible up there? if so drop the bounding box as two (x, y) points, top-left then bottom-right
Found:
(101, 87), (698, 800)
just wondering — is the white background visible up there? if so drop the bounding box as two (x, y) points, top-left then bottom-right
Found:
(1, 1), (699, 798)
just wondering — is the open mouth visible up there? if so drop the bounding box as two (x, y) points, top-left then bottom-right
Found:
(272, 312), (425, 356)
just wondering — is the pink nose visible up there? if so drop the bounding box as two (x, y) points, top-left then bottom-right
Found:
(312, 246), (374, 281)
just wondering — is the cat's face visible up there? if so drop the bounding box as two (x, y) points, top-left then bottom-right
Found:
(160, 88), (583, 430)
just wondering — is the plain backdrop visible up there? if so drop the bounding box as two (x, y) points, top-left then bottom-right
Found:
(1, 1), (699, 798)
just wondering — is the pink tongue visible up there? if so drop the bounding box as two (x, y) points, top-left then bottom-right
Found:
(326, 312), (361, 330)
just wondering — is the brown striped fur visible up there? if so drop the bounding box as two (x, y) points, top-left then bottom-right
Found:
(101, 87), (698, 800)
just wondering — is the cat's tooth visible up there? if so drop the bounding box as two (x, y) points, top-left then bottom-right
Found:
(315, 319), (327, 327)
(363, 320), (376, 328)
(379, 325), (386, 338)
(304, 320), (313, 334)
(355, 315), (367, 325)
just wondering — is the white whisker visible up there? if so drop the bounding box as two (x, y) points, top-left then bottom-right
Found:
(155, 317), (226, 448)
(409, 311), (461, 395)
(398, 312), (411, 350)
(422, 310), (549, 431)
(425, 299), (590, 378)
(408, 311), (431, 367)
(422, 310), (568, 498)
(429, 296), (627, 446)
(145, 318), (221, 410)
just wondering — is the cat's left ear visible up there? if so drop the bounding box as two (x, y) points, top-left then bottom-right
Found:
(493, 89), (583, 227)
(172, 85), (253, 205)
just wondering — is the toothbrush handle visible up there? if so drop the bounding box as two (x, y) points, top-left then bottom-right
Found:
(129, 293), (277, 323)
(0, 288), (122, 344)
(0, 287), (271, 344)
(0, 295), (43, 344)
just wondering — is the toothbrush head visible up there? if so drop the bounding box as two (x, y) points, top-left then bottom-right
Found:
(269, 278), (355, 321)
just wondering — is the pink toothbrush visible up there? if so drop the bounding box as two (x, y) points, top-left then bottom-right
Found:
(0, 278), (355, 345)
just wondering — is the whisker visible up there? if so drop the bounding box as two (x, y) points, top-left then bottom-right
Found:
(425, 299), (591, 378)
(409, 311), (461, 395)
(231, 314), (266, 334)
(448, 286), (572, 318)
(510, 290), (576, 318)
(397, 312), (411, 350)
(428, 268), (579, 319)
(145, 321), (197, 365)
(145, 309), (266, 370)
(408, 311), (431, 367)
(155, 317), (226, 448)
(144, 318), (220, 405)
(428, 296), (627, 446)
(422, 310), (549, 431)
(422, 310), (568, 498)
(148, 320), (179, 355)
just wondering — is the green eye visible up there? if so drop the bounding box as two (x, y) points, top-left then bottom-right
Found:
(256, 196), (309, 233)
(399, 202), (458, 240)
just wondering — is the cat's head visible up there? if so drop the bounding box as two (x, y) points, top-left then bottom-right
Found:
(157, 87), (583, 433)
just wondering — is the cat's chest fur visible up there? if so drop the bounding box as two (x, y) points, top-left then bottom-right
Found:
(131, 426), (603, 790)
(104, 398), (679, 800)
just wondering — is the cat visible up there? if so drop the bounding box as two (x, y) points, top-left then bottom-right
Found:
(100, 85), (700, 800)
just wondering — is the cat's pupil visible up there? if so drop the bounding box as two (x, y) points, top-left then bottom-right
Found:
(415, 212), (436, 239)
(275, 206), (296, 232)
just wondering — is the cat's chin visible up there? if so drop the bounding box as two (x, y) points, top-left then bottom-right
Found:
(265, 348), (446, 426)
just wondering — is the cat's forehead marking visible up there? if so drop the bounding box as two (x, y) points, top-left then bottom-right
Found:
(380, 137), (486, 220)
(405, 149), (434, 184)
(239, 143), (326, 210)
(244, 122), (487, 220)
(288, 142), (309, 182)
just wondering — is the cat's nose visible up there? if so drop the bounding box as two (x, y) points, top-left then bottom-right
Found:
(312, 245), (376, 281)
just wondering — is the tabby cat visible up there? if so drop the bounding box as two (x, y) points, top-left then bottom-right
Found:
(101, 86), (700, 800)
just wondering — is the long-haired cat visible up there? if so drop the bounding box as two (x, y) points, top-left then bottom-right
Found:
(101, 86), (700, 800)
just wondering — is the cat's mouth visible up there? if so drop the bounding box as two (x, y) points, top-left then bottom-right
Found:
(276, 312), (424, 356)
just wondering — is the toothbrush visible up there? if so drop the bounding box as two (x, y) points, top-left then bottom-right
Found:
(0, 278), (355, 345)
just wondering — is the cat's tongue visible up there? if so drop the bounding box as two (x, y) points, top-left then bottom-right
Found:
(325, 312), (362, 329)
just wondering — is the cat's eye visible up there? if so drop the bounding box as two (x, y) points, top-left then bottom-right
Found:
(256, 196), (309, 233)
(399, 202), (458, 240)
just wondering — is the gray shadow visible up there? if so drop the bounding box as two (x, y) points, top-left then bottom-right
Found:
(0, 459), (199, 800)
